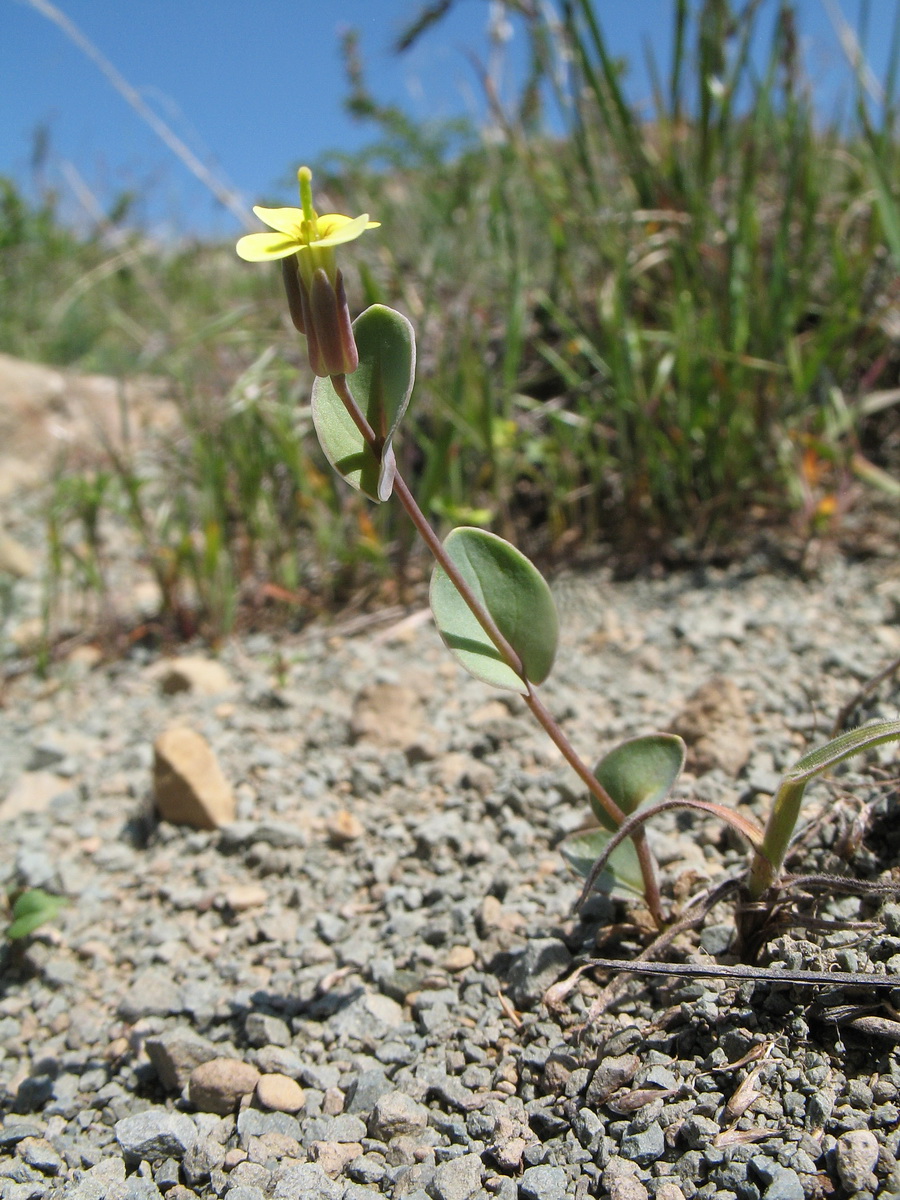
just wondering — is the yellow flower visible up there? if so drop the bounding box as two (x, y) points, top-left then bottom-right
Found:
(236, 167), (379, 377)
(236, 166), (378, 281)
(235, 207), (378, 263)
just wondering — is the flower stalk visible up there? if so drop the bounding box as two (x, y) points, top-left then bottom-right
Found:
(238, 167), (664, 927)
(329, 372), (664, 925)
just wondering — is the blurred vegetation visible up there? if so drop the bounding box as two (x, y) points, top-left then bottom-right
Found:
(3, 0), (900, 644)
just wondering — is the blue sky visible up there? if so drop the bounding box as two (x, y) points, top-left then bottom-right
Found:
(1, 0), (892, 238)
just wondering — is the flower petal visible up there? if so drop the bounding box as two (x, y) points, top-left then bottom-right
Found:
(236, 231), (301, 262)
(314, 213), (380, 247)
(251, 206), (305, 236)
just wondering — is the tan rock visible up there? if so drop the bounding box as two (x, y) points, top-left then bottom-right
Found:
(154, 655), (233, 696)
(0, 532), (36, 578)
(250, 1130), (303, 1162)
(311, 1141), (363, 1177)
(606, 1172), (649, 1200)
(326, 809), (364, 844)
(655, 1185), (687, 1200)
(131, 580), (164, 618)
(444, 945), (476, 972)
(467, 700), (509, 728)
(255, 1073), (305, 1113)
(66, 644), (103, 671)
(0, 771), (72, 820)
(351, 682), (431, 755)
(491, 1135), (528, 1172)
(153, 727), (235, 829)
(8, 617), (44, 653)
(432, 751), (471, 789)
(188, 1058), (260, 1115)
(0, 352), (178, 489)
(669, 676), (752, 777)
(0, 353), (65, 434)
(222, 884), (267, 912)
(477, 895), (526, 936)
(603, 1158), (649, 1200)
(0, 457), (42, 500)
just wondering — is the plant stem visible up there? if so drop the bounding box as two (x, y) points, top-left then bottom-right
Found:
(524, 683), (662, 923)
(330, 373), (664, 924)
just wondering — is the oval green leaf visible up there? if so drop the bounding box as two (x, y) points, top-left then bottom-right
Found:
(559, 827), (645, 898)
(591, 734), (686, 830)
(430, 527), (559, 692)
(311, 304), (415, 502)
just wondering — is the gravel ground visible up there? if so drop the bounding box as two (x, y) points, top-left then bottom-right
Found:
(2, 542), (900, 1200)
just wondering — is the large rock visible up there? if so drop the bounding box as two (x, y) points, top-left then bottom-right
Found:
(835, 1130), (880, 1192)
(114, 1108), (197, 1162)
(153, 727), (235, 829)
(0, 772), (73, 820)
(152, 655), (233, 696)
(351, 682), (433, 757)
(0, 351), (177, 498)
(0, 531), (36, 577)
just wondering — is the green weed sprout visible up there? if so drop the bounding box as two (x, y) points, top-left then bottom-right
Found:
(4, 888), (65, 941)
(237, 168), (900, 934)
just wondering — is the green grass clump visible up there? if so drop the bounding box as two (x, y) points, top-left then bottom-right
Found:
(4, 0), (900, 644)
(347, 0), (900, 553)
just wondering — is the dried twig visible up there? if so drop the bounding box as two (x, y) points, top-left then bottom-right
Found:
(831, 653), (900, 734)
(582, 957), (900, 990)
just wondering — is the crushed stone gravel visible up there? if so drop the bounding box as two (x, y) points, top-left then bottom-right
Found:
(2, 548), (900, 1197)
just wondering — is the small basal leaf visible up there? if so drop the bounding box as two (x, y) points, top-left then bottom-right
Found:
(6, 889), (65, 940)
(311, 304), (415, 502)
(430, 527), (558, 692)
(591, 734), (686, 830)
(559, 827), (645, 897)
(750, 716), (900, 898)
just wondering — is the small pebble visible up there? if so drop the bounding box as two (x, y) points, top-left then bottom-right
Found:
(255, 1073), (306, 1113)
(444, 945), (477, 972)
(519, 1163), (568, 1200)
(115, 1108), (197, 1162)
(835, 1129), (880, 1191)
(189, 1059), (261, 1115)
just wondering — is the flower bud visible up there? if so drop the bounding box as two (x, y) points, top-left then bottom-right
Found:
(284, 262), (358, 377)
(238, 166), (376, 377)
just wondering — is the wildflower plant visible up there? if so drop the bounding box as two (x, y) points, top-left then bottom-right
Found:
(238, 168), (900, 941)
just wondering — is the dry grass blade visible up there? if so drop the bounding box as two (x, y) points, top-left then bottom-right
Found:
(583, 958), (900, 991)
(575, 877), (741, 1033)
(713, 1127), (783, 1148)
(723, 1044), (773, 1122)
(606, 1086), (681, 1114)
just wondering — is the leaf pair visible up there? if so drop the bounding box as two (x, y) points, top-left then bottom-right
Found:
(311, 304), (415, 502)
(6, 889), (65, 940)
(312, 304), (561, 695)
(561, 735), (686, 897)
